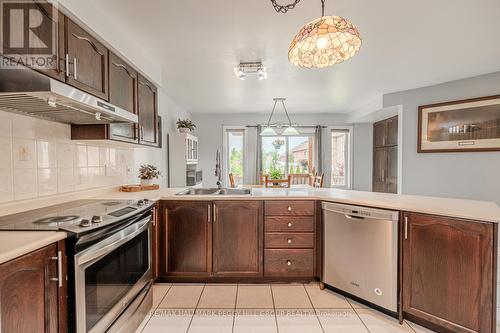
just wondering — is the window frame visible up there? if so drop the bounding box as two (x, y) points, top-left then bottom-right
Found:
(329, 126), (353, 190)
(222, 126), (246, 187)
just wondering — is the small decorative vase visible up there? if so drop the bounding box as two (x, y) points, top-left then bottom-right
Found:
(140, 179), (152, 186)
(178, 127), (191, 133)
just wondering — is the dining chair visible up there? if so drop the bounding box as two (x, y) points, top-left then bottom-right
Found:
(313, 174), (325, 188)
(290, 173), (310, 185)
(228, 173), (235, 188)
(264, 175), (291, 188)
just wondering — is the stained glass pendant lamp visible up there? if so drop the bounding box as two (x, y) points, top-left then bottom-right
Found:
(288, 0), (362, 68)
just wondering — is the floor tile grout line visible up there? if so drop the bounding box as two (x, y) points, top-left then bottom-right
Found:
(351, 306), (372, 333)
(185, 283), (206, 333)
(302, 284), (326, 333)
(270, 284), (280, 333)
(231, 284), (238, 333)
(138, 284), (173, 333)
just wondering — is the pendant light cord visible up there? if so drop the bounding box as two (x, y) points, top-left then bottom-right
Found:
(265, 98), (294, 127)
(321, 0), (325, 17)
(281, 100), (293, 127)
(266, 99), (279, 127)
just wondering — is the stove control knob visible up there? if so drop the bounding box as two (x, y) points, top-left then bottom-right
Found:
(79, 219), (92, 227)
(137, 200), (145, 206)
(91, 215), (103, 224)
(143, 198), (150, 204)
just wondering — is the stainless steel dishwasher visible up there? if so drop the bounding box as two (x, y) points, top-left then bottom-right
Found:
(322, 202), (399, 312)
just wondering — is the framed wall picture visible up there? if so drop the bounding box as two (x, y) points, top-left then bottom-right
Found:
(418, 95), (500, 153)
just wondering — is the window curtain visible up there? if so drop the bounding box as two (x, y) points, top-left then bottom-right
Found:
(256, 125), (262, 184)
(314, 125), (323, 175)
(243, 126), (258, 185)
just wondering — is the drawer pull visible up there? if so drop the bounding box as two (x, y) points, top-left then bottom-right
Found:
(286, 260), (292, 266)
(287, 206), (292, 211)
(287, 222), (292, 228)
(287, 239), (292, 244)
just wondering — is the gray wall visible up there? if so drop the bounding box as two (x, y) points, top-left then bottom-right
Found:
(191, 113), (373, 190)
(383, 71), (500, 204)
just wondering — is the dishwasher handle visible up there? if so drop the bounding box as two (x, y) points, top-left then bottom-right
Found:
(345, 214), (365, 220)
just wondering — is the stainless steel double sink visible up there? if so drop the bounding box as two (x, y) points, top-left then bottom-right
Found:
(176, 188), (251, 196)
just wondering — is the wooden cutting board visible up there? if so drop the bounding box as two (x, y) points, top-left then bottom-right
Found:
(120, 184), (160, 192)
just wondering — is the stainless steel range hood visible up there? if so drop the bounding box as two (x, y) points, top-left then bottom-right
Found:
(0, 63), (138, 125)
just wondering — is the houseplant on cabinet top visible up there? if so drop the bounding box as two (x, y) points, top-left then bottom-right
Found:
(138, 164), (161, 186)
(176, 118), (196, 133)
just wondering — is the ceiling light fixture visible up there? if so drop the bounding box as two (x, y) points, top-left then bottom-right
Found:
(270, 0), (362, 68)
(233, 61), (267, 81)
(260, 98), (299, 136)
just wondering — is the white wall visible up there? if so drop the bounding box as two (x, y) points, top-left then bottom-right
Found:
(383, 71), (500, 204)
(191, 113), (373, 190)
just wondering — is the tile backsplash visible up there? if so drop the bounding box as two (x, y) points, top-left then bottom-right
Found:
(0, 111), (136, 203)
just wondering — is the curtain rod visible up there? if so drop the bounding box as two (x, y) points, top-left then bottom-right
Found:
(245, 125), (328, 128)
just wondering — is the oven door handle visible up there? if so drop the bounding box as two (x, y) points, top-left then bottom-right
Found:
(76, 216), (151, 266)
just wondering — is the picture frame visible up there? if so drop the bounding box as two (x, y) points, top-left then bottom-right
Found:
(418, 95), (500, 153)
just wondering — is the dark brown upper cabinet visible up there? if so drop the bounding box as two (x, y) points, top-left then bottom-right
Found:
(66, 18), (108, 100)
(212, 201), (263, 277)
(161, 201), (212, 277)
(138, 74), (159, 147)
(108, 52), (138, 142)
(402, 212), (496, 333)
(0, 1), (66, 81)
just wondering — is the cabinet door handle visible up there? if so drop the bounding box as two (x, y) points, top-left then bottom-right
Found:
(50, 251), (63, 288)
(65, 54), (69, 77)
(208, 205), (211, 223)
(71, 33), (104, 55)
(112, 61), (136, 79)
(213, 204), (217, 222)
(404, 216), (408, 240)
(73, 57), (77, 81)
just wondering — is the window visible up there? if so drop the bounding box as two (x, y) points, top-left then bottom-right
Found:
(331, 128), (351, 189)
(261, 135), (315, 178)
(224, 128), (245, 187)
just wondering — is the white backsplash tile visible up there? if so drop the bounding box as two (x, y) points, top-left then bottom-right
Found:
(57, 143), (75, 168)
(75, 145), (88, 167)
(57, 167), (75, 193)
(87, 146), (100, 167)
(0, 110), (144, 204)
(38, 168), (58, 196)
(37, 141), (57, 168)
(13, 168), (38, 200)
(12, 138), (37, 169)
(0, 169), (14, 203)
(0, 137), (13, 168)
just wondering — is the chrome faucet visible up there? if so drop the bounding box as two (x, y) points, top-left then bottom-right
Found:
(215, 149), (222, 188)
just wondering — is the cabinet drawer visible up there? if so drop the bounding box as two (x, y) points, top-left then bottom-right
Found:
(265, 201), (315, 216)
(264, 249), (314, 277)
(265, 217), (314, 232)
(265, 233), (314, 249)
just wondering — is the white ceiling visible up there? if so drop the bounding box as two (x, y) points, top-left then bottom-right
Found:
(87, 0), (500, 114)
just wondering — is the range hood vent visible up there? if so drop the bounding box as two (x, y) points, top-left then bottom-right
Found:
(0, 61), (138, 125)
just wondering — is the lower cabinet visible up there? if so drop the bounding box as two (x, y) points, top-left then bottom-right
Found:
(213, 201), (263, 277)
(402, 212), (496, 333)
(0, 242), (66, 332)
(161, 201), (212, 277)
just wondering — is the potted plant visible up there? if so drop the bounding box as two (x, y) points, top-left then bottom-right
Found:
(138, 164), (161, 186)
(176, 118), (196, 133)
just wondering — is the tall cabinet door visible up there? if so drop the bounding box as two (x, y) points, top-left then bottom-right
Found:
(0, 244), (59, 332)
(66, 18), (109, 100)
(403, 212), (495, 333)
(138, 75), (159, 147)
(213, 201), (263, 277)
(162, 201), (212, 276)
(373, 148), (387, 193)
(108, 52), (138, 142)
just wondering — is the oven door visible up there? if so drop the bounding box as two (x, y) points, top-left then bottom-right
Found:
(74, 214), (152, 333)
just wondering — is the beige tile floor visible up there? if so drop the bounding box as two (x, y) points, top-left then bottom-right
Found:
(136, 283), (436, 333)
